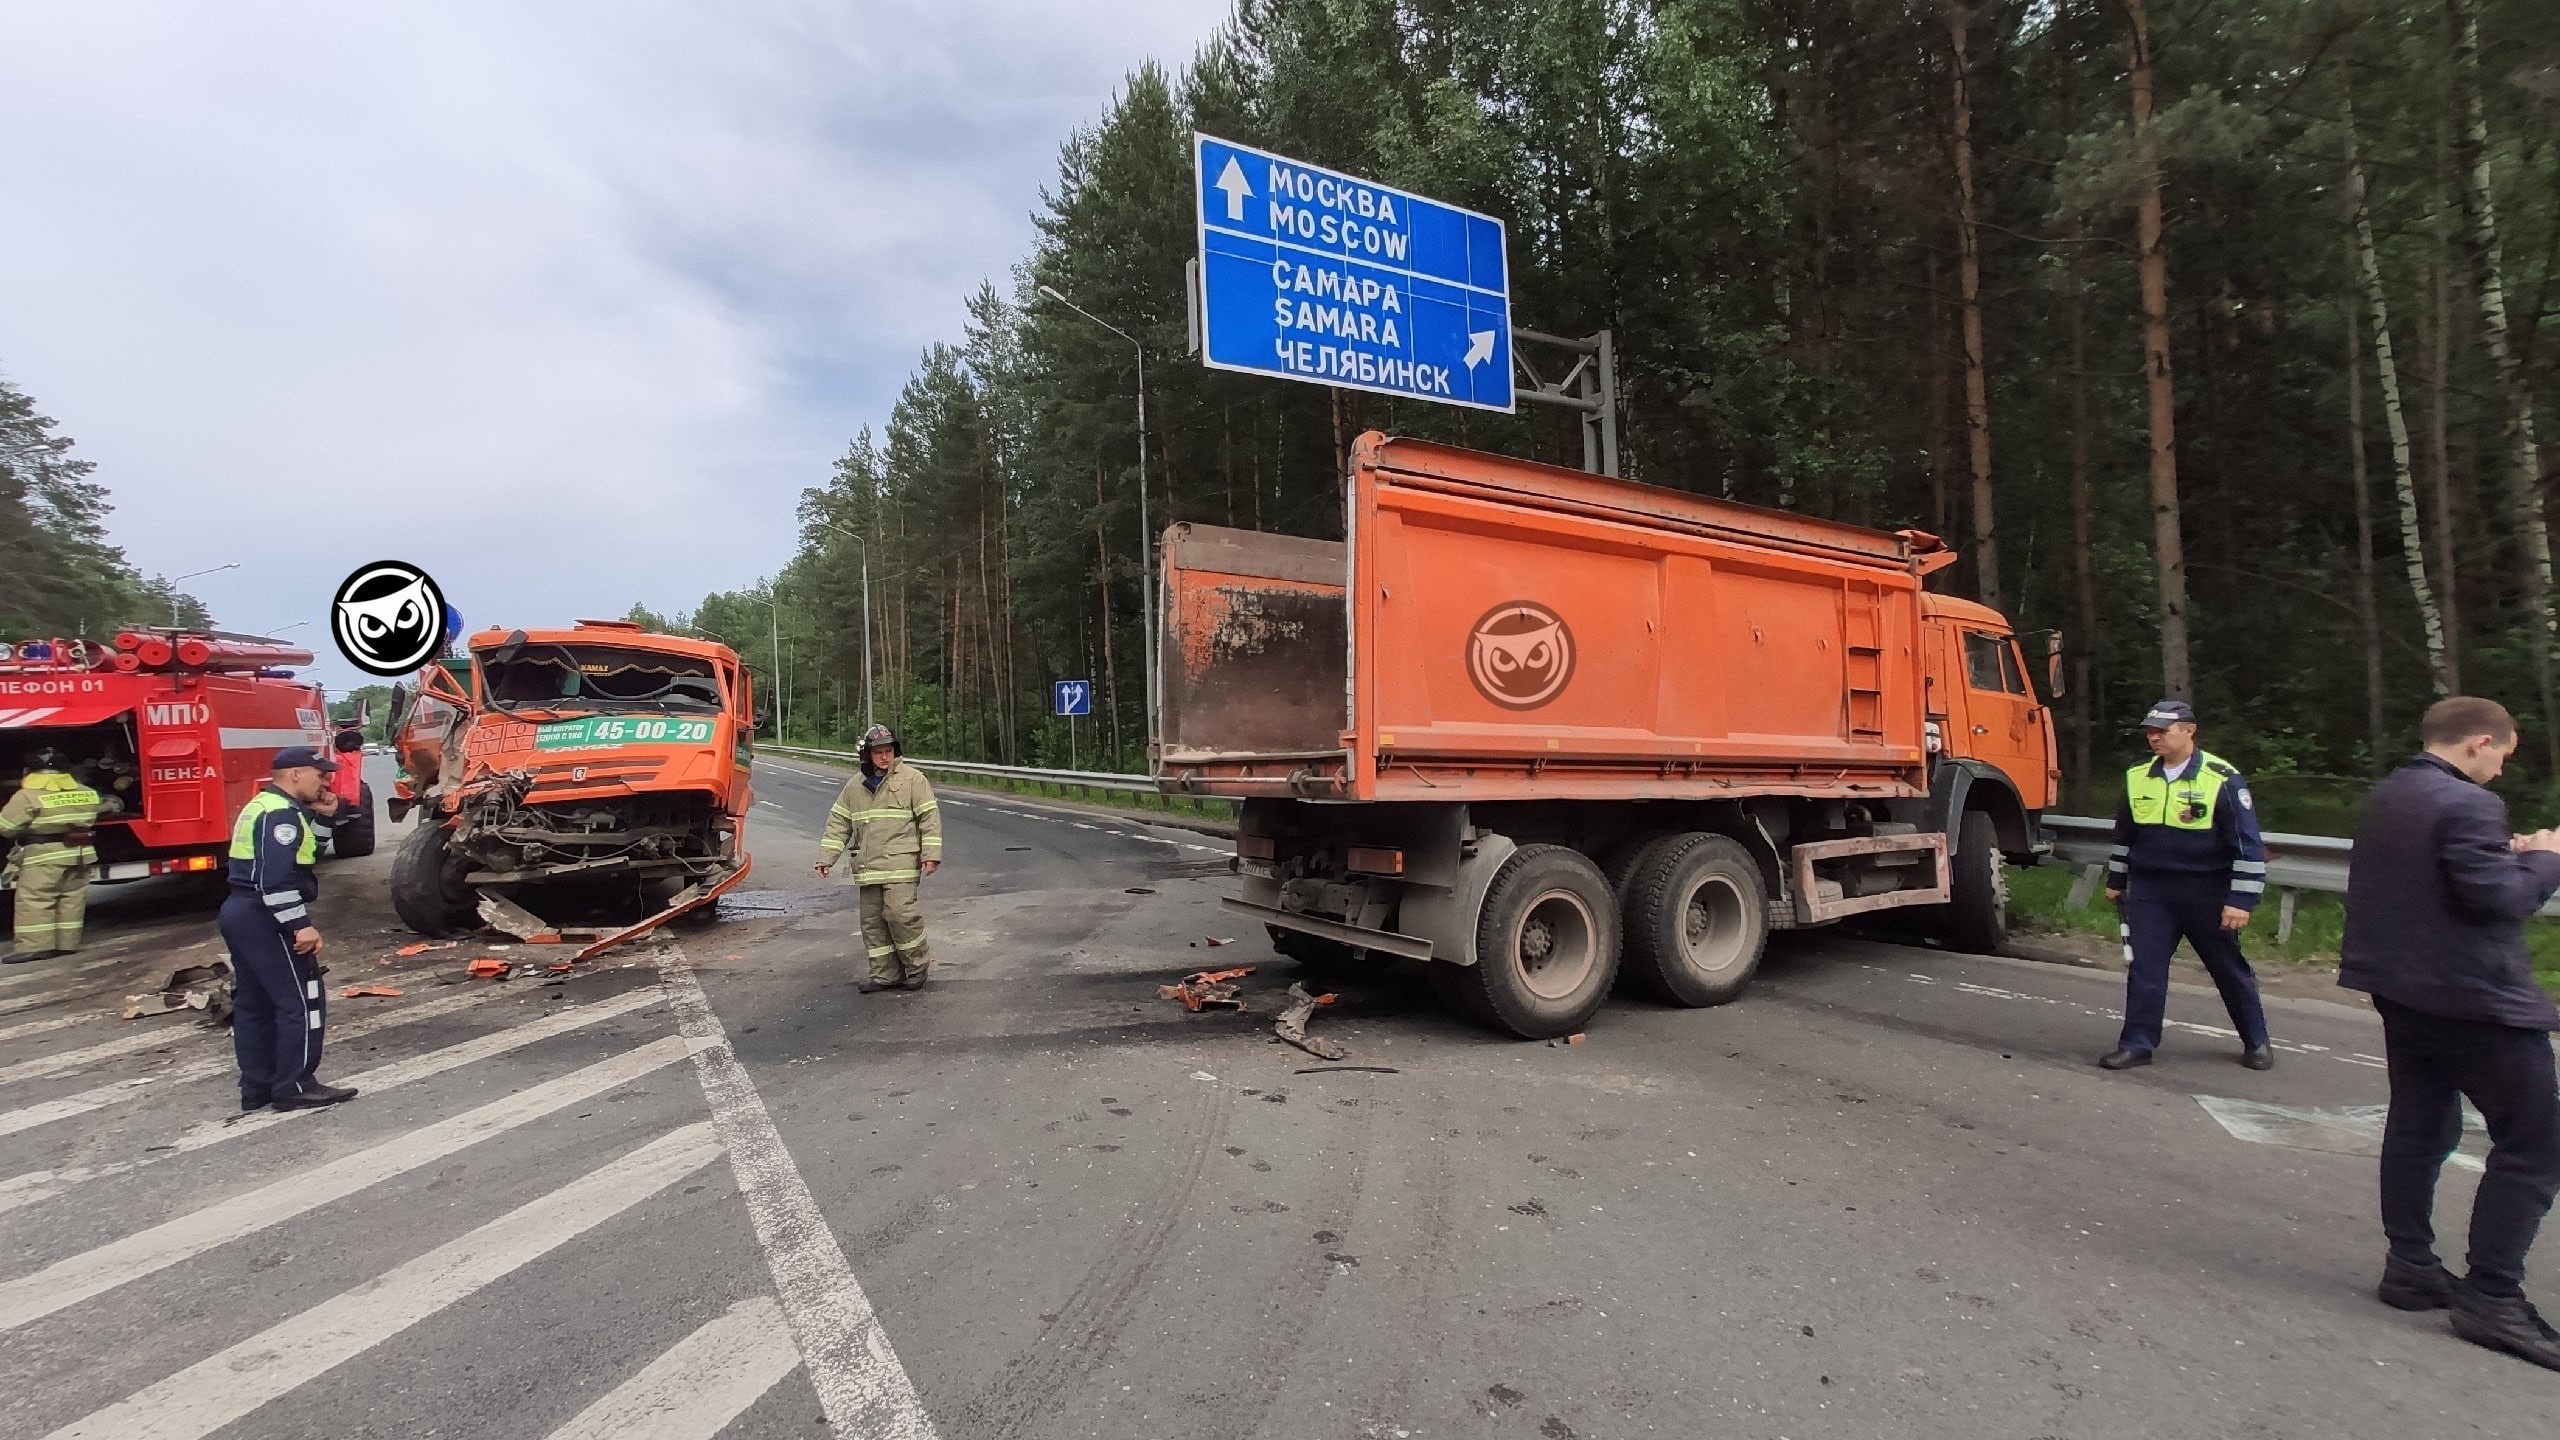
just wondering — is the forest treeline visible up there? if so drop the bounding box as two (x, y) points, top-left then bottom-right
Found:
(666, 0), (2560, 818)
(1, 376), (209, 642)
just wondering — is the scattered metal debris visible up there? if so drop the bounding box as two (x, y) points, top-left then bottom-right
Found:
(339, 985), (404, 999)
(393, 941), (457, 957)
(466, 957), (512, 980)
(1294, 1066), (1399, 1075)
(1159, 966), (1254, 1012)
(1274, 982), (1344, 1061)
(123, 961), (232, 1023)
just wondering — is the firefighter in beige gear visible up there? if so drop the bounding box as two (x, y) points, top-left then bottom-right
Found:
(3, 746), (112, 965)
(816, 724), (942, 992)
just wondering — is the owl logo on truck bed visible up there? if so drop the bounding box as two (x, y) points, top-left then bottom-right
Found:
(1468, 601), (1575, 709)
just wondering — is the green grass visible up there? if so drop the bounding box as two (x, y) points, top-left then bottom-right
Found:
(2010, 863), (2560, 997)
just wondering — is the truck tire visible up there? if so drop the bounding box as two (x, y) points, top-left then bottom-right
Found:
(331, 784), (378, 859)
(1438, 844), (1620, 1040)
(391, 822), (478, 936)
(1934, 810), (2009, 954)
(1622, 833), (1768, 1007)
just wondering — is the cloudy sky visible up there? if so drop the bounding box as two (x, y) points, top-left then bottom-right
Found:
(0, 0), (1230, 693)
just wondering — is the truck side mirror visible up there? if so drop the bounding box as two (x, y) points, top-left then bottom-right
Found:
(385, 682), (410, 733)
(2045, 632), (2067, 699)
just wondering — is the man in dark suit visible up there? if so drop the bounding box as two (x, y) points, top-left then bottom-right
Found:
(2341, 695), (2560, 1371)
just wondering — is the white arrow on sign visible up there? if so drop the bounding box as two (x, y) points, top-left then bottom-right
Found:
(1215, 157), (1252, 222)
(1463, 330), (1496, 369)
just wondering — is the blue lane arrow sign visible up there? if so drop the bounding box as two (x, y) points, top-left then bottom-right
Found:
(1053, 679), (1092, 717)
(1193, 134), (1514, 413)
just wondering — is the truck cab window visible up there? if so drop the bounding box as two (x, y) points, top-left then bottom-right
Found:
(1998, 640), (2030, 698)
(1964, 631), (2007, 691)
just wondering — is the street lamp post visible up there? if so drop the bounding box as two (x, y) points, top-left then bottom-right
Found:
(1039, 284), (1155, 762)
(166, 562), (240, 628)
(805, 519), (875, 730)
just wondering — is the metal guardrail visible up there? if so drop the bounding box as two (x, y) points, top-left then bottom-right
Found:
(760, 746), (1229, 816)
(2044, 812), (2560, 929)
(751, 758), (2542, 935)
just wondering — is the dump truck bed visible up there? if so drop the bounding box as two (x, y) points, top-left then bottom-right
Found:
(1159, 433), (1945, 804)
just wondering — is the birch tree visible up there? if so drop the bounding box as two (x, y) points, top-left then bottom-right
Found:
(2345, 77), (2454, 695)
(2447, 0), (2556, 762)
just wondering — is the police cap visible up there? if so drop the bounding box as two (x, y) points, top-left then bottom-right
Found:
(270, 745), (341, 773)
(2138, 699), (2197, 731)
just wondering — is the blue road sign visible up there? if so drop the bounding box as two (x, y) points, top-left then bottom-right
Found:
(1053, 680), (1092, 717)
(1194, 134), (1513, 413)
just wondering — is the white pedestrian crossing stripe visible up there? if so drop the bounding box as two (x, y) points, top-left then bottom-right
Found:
(0, 1034), (689, 1332)
(0, 985), (673, 1216)
(542, 1295), (802, 1440)
(0, 985), (508, 1140)
(40, 1123), (726, 1440)
(0, 953), (939, 1440)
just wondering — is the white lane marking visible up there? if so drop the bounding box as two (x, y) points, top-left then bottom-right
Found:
(0, 987), (507, 1140)
(39, 1124), (722, 1440)
(0, 1034), (689, 1333)
(0, 1021), (240, 1088)
(661, 954), (939, 1439)
(542, 1295), (801, 1440)
(0, 1012), (99, 1045)
(0, 986), (672, 1216)
(0, 949), (145, 997)
(1865, 963), (2367, 1069)
(2194, 1094), (2486, 1173)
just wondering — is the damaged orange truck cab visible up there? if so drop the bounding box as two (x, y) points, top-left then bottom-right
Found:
(385, 619), (755, 941)
(1158, 433), (2062, 1040)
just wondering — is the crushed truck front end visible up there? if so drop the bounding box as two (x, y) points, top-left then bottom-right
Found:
(388, 620), (754, 940)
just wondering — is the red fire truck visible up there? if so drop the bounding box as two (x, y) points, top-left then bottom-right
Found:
(0, 630), (367, 895)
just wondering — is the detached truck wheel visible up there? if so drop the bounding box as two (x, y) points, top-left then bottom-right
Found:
(1438, 844), (1620, 1040)
(1623, 833), (1768, 1006)
(1933, 811), (2009, 954)
(391, 821), (478, 936)
(330, 783), (378, 859)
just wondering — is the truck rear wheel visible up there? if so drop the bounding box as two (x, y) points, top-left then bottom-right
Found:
(1439, 844), (1619, 1040)
(391, 822), (478, 936)
(1932, 811), (2009, 954)
(1623, 833), (1767, 1007)
(330, 783), (378, 859)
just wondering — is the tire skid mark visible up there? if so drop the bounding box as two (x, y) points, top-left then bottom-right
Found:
(1178, 1075), (1383, 1440)
(1345, 1083), (1462, 1431)
(959, 1074), (1232, 1439)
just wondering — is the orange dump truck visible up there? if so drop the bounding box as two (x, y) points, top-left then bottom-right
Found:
(384, 620), (755, 951)
(1158, 434), (2061, 1039)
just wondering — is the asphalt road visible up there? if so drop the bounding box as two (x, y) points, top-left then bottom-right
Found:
(0, 753), (2553, 1439)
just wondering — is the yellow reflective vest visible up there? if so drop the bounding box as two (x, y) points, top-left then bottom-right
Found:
(820, 763), (942, 885)
(0, 771), (104, 869)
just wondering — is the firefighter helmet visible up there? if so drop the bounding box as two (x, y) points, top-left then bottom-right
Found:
(28, 746), (63, 771)
(861, 724), (900, 753)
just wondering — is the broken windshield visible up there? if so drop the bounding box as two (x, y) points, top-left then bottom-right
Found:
(478, 643), (726, 713)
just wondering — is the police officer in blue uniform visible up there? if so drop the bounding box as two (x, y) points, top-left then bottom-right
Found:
(220, 747), (358, 1112)
(2100, 699), (2275, 1071)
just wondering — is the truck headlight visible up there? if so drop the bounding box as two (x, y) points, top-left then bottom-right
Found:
(1924, 720), (1943, 755)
